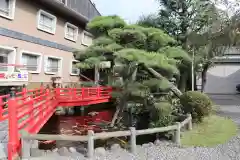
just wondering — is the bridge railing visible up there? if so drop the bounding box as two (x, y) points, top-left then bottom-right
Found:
(56, 87), (112, 101)
(7, 88), (57, 160)
(4, 86), (112, 160)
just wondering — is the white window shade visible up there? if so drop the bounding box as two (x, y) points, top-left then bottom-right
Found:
(37, 10), (57, 34)
(82, 32), (93, 46)
(0, 0), (9, 13)
(44, 56), (62, 75)
(67, 27), (75, 39)
(47, 58), (59, 73)
(0, 0), (16, 20)
(20, 51), (42, 74)
(39, 14), (53, 32)
(70, 60), (80, 75)
(65, 22), (78, 41)
(22, 54), (38, 71)
(0, 53), (8, 71)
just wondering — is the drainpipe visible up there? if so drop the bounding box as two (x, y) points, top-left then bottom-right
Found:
(94, 66), (99, 86)
(191, 49), (195, 91)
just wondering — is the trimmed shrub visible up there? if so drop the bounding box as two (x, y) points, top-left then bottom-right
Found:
(149, 102), (174, 127)
(180, 91), (213, 122)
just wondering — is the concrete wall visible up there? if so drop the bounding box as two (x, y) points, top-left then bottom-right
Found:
(205, 63), (240, 105)
(205, 64), (240, 94)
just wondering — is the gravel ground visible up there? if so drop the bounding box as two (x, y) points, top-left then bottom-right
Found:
(26, 136), (240, 160)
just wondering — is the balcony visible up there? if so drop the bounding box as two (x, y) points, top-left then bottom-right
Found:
(39, 0), (101, 24)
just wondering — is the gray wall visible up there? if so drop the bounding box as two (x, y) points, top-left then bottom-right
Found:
(67, 0), (100, 20)
(205, 63), (240, 105)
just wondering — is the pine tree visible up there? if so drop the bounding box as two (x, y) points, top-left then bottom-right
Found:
(74, 16), (191, 128)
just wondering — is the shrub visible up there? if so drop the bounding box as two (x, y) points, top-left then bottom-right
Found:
(149, 102), (174, 127)
(180, 91), (213, 122)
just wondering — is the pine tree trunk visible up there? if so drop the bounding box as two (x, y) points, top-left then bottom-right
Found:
(144, 66), (182, 98)
(179, 72), (188, 92)
(110, 65), (138, 127)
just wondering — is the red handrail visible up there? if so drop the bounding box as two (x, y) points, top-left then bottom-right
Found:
(5, 86), (112, 160)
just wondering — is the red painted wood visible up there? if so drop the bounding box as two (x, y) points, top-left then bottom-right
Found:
(58, 110), (114, 134)
(5, 86), (112, 160)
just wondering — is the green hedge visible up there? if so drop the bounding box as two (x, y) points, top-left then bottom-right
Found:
(180, 91), (213, 122)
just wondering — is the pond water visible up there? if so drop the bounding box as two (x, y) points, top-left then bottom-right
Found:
(38, 103), (115, 150)
(38, 102), (157, 150)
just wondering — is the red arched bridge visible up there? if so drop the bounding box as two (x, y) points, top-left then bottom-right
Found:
(0, 86), (112, 160)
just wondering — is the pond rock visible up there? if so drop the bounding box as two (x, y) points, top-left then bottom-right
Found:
(67, 108), (74, 115)
(30, 148), (45, 157)
(69, 147), (85, 159)
(111, 143), (121, 151)
(55, 107), (66, 115)
(154, 139), (161, 146)
(58, 147), (71, 156)
(69, 147), (77, 153)
(76, 147), (87, 155)
(142, 143), (149, 148)
(148, 142), (154, 147)
(45, 150), (60, 157)
(95, 147), (106, 156)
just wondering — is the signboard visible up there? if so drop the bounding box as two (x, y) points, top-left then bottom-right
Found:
(100, 61), (111, 68)
(0, 72), (28, 82)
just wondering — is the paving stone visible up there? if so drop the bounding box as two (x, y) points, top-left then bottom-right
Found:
(0, 143), (7, 159)
(0, 131), (7, 141)
(30, 148), (45, 157)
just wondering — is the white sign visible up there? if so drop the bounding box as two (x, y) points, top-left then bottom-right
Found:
(0, 72), (28, 82)
(100, 61), (111, 68)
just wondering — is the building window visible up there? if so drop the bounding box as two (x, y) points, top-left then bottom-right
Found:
(0, 45), (16, 72)
(20, 51), (42, 74)
(0, 53), (8, 71)
(44, 56), (62, 75)
(65, 22), (78, 42)
(70, 60), (80, 76)
(82, 31), (93, 46)
(37, 10), (57, 34)
(0, 0), (16, 20)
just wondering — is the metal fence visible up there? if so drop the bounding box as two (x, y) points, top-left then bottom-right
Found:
(20, 114), (192, 159)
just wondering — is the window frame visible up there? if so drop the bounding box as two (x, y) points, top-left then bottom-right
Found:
(44, 55), (63, 75)
(37, 9), (57, 35)
(19, 50), (42, 74)
(70, 60), (80, 76)
(81, 31), (93, 46)
(0, 45), (16, 72)
(0, 0), (16, 20)
(64, 22), (78, 42)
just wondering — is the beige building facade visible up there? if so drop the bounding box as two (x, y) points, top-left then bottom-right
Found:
(0, 0), (99, 88)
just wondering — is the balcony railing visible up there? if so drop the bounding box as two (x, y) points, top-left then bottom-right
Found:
(66, 0), (100, 20)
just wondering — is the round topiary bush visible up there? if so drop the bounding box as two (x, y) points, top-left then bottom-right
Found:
(149, 102), (174, 127)
(180, 91), (213, 122)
